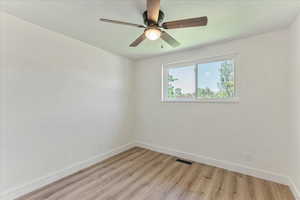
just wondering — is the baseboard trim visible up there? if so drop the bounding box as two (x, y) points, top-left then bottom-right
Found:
(289, 177), (300, 200)
(135, 141), (300, 199)
(0, 143), (135, 200)
(1, 142), (298, 200)
(135, 141), (290, 185)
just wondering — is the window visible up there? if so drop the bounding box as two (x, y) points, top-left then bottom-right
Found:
(162, 55), (238, 102)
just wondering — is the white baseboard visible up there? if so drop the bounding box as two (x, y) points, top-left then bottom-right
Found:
(1, 141), (299, 200)
(0, 143), (135, 200)
(135, 141), (300, 199)
(135, 141), (290, 185)
(289, 178), (300, 200)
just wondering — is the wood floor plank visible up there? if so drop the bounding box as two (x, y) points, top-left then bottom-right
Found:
(214, 170), (236, 200)
(18, 147), (145, 200)
(39, 148), (148, 200)
(91, 153), (169, 200)
(164, 163), (201, 200)
(128, 158), (182, 200)
(232, 174), (252, 200)
(98, 155), (174, 200)
(176, 163), (204, 200)
(203, 168), (226, 200)
(45, 150), (159, 200)
(16, 147), (295, 200)
(116, 155), (175, 200)
(143, 161), (191, 200)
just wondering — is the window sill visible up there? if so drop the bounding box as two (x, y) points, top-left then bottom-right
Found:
(161, 97), (240, 104)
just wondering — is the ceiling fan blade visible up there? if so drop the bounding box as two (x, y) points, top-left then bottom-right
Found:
(129, 33), (147, 47)
(100, 18), (145, 28)
(161, 31), (180, 47)
(162, 16), (208, 29)
(147, 0), (160, 23)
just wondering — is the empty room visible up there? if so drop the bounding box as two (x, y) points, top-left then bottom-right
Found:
(1, 0), (300, 199)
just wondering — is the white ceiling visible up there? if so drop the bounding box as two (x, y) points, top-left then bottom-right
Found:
(1, 0), (300, 59)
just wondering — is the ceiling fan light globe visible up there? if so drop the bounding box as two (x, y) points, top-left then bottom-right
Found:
(145, 28), (161, 40)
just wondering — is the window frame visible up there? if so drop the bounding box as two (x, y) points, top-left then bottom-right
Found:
(162, 54), (239, 103)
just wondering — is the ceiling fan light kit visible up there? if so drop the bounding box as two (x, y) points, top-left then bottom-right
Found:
(100, 0), (208, 48)
(145, 27), (161, 40)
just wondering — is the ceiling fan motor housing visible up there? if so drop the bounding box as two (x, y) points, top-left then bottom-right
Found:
(143, 10), (165, 26)
(100, 0), (207, 48)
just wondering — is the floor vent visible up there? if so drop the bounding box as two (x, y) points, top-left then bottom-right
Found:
(176, 159), (193, 165)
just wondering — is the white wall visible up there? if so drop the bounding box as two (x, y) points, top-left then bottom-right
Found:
(134, 30), (290, 181)
(0, 12), (134, 195)
(288, 13), (300, 197)
(0, 11), (6, 195)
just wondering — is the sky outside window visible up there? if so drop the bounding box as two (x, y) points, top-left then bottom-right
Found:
(197, 60), (234, 98)
(168, 66), (195, 98)
(198, 61), (225, 92)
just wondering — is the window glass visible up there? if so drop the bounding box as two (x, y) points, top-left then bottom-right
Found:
(163, 57), (236, 102)
(197, 60), (235, 98)
(168, 65), (195, 99)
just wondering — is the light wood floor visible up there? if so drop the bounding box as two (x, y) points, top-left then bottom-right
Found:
(17, 147), (294, 200)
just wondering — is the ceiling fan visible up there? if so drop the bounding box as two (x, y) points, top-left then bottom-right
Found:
(99, 0), (208, 48)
